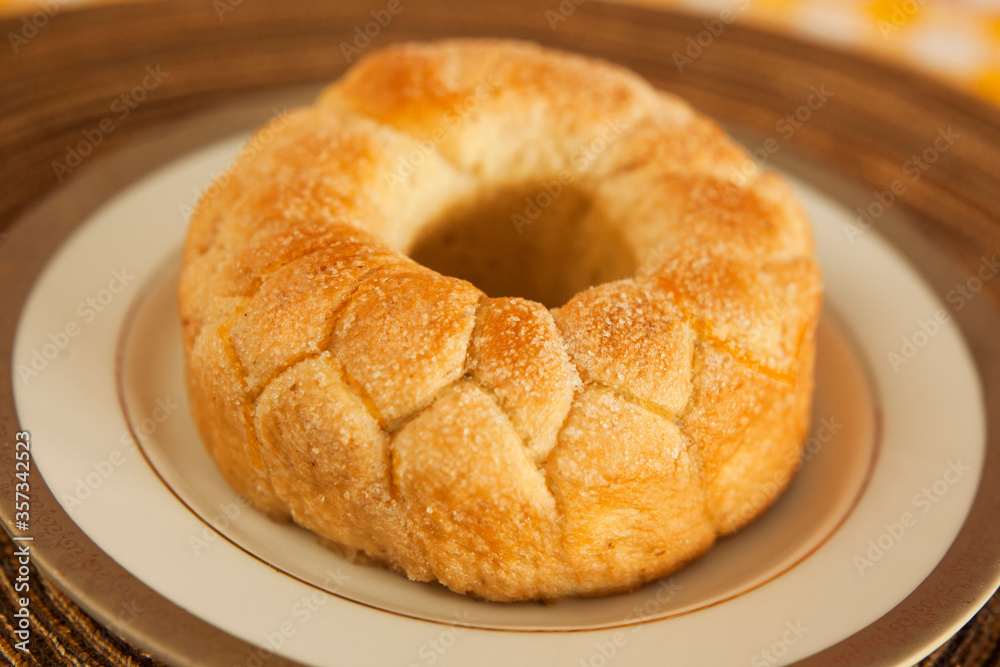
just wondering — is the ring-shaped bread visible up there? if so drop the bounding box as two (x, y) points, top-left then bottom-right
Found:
(179, 39), (822, 601)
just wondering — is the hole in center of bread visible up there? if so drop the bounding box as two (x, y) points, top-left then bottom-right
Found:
(408, 182), (637, 308)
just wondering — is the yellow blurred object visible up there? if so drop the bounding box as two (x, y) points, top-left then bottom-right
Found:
(868, 0), (924, 31)
(632, 0), (1000, 107)
(976, 68), (1000, 105)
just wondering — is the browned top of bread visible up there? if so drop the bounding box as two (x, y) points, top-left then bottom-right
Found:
(179, 39), (822, 601)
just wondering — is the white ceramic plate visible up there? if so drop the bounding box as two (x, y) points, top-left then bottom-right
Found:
(12, 133), (986, 666)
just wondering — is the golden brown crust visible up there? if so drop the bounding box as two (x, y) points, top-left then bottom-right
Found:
(179, 38), (822, 601)
(470, 297), (580, 463)
(545, 388), (715, 594)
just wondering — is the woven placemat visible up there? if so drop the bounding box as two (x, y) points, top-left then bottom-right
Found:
(1, 1), (999, 665)
(3, 521), (999, 666)
(0, 529), (161, 666)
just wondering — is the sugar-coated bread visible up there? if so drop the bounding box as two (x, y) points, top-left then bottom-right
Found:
(179, 39), (822, 601)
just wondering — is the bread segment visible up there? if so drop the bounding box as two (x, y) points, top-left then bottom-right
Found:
(254, 353), (425, 572)
(471, 297), (580, 462)
(391, 382), (562, 600)
(186, 327), (288, 517)
(651, 249), (821, 379)
(331, 269), (481, 427)
(320, 39), (658, 185)
(554, 281), (695, 415)
(545, 388), (715, 594)
(681, 333), (816, 533)
(230, 240), (404, 393)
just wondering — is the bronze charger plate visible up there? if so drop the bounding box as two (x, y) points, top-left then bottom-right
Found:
(1, 0), (999, 664)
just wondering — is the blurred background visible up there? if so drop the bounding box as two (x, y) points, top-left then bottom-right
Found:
(3, 0), (998, 105)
